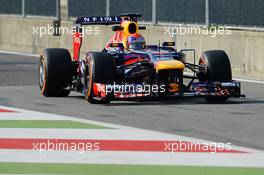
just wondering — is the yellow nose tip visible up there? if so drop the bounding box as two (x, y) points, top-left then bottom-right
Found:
(155, 60), (185, 73)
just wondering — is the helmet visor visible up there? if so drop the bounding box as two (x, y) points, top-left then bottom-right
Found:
(129, 42), (145, 50)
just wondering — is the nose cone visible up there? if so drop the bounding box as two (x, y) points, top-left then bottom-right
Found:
(155, 60), (185, 73)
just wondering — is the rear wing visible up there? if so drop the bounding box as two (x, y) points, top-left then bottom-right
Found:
(73, 14), (142, 61)
(75, 16), (122, 26)
(74, 13), (142, 26)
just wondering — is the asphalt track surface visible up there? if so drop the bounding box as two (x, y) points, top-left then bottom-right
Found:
(0, 53), (264, 151)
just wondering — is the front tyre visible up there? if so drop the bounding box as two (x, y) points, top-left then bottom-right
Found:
(38, 48), (72, 97)
(84, 52), (116, 104)
(199, 50), (232, 102)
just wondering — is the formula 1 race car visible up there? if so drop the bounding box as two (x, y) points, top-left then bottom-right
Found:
(38, 13), (244, 104)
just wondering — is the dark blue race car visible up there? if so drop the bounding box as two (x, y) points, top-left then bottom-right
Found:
(38, 14), (244, 104)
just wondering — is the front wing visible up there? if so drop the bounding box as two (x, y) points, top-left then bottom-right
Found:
(91, 81), (244, 101)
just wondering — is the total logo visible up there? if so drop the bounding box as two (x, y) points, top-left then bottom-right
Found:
(221, 82), (237, 87)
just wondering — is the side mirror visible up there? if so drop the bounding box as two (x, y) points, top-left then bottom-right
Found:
(109, 43), (124, 48)
(162, 42), (175, 47)
(112, 26), (124, 31)
(138, 26), (146, 30)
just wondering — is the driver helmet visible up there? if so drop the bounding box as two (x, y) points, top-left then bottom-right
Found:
(126, 33), (146, 51)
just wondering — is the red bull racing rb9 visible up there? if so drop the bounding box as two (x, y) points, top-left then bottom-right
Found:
(38, 14), (245, 104)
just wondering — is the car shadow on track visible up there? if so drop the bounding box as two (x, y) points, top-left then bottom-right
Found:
(67, 94), (264, 106)
(102, 98), (264, 106)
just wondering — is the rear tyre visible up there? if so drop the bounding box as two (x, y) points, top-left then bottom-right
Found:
(199, 50), (232, 102)
(84, 52), (116, 104)
(38, 48), (72, 97)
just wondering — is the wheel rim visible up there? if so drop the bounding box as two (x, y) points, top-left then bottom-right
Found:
(86, 64), (90, 89)
(38, 60), (45, 88)
(84, 62), (92, 99)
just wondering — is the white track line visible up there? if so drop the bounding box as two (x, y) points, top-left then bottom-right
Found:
(0, 50), (38, 57)
(233, 78), (264, 84)
(0, 150), (264, 168)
